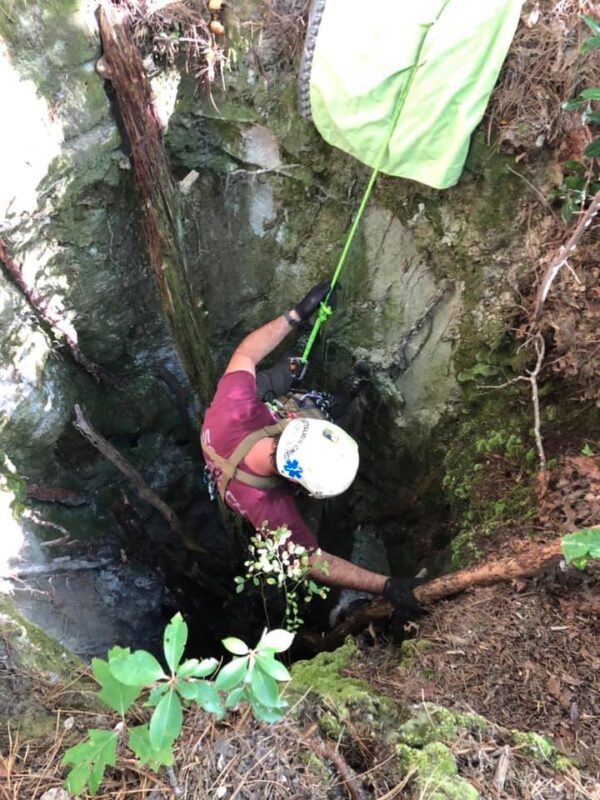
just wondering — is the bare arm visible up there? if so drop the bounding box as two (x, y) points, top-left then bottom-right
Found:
(225, 310), (299, 376)
(309, 550), (387, 595)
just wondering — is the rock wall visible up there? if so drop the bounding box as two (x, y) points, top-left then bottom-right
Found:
(0, 0), (541, 647)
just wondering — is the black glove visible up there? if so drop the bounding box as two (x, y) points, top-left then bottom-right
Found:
(383, 576), (425, 618)
(293, 280), (332, 321)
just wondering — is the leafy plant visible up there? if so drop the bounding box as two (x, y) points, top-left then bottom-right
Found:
(234, 524), (329, 631)
(62, 614), (293, 796)
(561, 527), (600, 569)
(555, 16), (600, 222)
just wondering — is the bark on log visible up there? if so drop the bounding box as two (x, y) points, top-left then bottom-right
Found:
(96, 1), (214, 406)
(301, 539), (563, 652)
(0, 239), (109, 384)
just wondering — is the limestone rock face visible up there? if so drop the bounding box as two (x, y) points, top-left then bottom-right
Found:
(1, 0), (533, 647)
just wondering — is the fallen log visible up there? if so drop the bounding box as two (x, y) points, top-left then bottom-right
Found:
(301, 538), (564, 652)
(96, 1), (214, 406)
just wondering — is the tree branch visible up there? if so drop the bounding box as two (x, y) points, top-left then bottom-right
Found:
(0, 239), (110, 384)
(533, 191), (600, 321)
(299, 537), (563, 652)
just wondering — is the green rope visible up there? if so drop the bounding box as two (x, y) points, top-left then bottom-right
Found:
(300, 21), (435, 366)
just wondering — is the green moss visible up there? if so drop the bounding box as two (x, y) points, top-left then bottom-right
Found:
(290, 639), (392, 719)
(298, 751), (330, 783)
(511, 731), (572, 772)
(318, 712), (344, 740)
(395, 742), (479, 800)
(394, 705), (487, 748)
(0, 597), (83, 677)
(399, 639), (433, 670)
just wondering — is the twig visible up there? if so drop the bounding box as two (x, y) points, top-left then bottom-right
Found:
(22, 509), (74, 543)
(480, 334), (546, 473)
(306, 734), (366, 800)
(533, 191), (600, 320)
(529, 334), (546, 473)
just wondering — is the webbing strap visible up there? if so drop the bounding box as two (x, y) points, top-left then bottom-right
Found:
(300, 17), (435, 365)
(203, 421), (289, 501)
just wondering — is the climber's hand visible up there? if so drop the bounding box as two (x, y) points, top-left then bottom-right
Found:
(383, 576), (425, 618)
(294, 280), (333, 321)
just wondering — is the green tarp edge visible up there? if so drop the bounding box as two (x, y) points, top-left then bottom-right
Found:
(309, 0), (524, 189)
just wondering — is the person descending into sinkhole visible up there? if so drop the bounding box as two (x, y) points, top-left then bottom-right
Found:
(200, 281), (422, 617)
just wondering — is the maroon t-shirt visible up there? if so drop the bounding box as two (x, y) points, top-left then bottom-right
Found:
(200, 371), (317, 551)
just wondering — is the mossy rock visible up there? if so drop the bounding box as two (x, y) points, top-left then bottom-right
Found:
(290, 639), (394, 721)
(511, 731), (572, 773)
(393, 704), (487, 749)
(395, 741), (479, 800)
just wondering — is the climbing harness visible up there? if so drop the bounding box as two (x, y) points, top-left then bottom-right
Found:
(202, 392), (331, 502)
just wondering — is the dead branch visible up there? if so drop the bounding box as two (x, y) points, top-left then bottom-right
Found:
(73, 404), (231, 599)
(2, 556), (112, 580)
(300, 538), (563, 652)
(529, 333), (546, 473)
(481, 333), (546, 474)
(0, 239), (110, 384)
(73, 404), (203, 556)
(533, 191), (600, 320)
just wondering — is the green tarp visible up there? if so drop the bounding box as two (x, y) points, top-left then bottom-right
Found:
(309, 0), (523, 189)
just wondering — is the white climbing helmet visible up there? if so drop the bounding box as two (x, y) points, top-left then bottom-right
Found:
(275, 418), (359, 498)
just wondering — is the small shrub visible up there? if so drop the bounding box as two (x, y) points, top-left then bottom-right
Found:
(62, 614), (293, 796)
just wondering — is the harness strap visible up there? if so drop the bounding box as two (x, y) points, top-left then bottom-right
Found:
(202, 421), (289, 501)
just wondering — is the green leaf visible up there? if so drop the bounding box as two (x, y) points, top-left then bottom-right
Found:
(563, 160), (585, 173)
(109, 649), (166, 686)
(225, 686), (245, 708)
(92, 658), (141, 714)
(562, 98), (585, 111)
(149, 690), (182, 750)
(250, 700), (285, 723)
(584, 139), (600, 157)
(146, 683), (170, 707)
(64, 762), (91, 796)
(583, 15), (600, 35)
(222, 637), (249, 656)
(582, 110), (600, 125)
(561, 198), (575, 224)
(580, 87), (600, 100)
(564, 175), (585, 191)
(256, 629), (294, 654)
(177, 657), (219, 678)
(128, 725), (174, 771)
(62, 730), (117, 797)
(163, 613), (188, 674)
(250, 667), (280, 708)
(581, 35), (600, 54)
(194, 681), (224, 717)
(562, 527), (600, 569)
(255, 655), (290, 682)
(215, 656), (249, 691)
(581, 444), (594, 457)
(175, 676), (199, 700)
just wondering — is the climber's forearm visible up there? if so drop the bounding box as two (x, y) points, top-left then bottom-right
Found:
(225, 310), (299, 375)
(309, 550), (387, 595)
